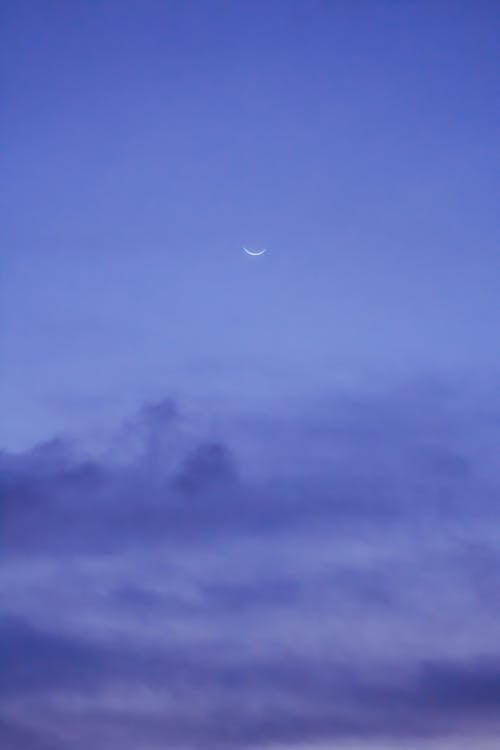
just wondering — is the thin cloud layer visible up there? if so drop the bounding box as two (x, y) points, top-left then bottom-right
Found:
(1, 378), (499, 749)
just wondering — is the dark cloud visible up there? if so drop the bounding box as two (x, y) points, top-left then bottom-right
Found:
(0, 614), (119, 696)
(2, 613), (499, 749)
(172, 441), (238, 496)
(0, 717), (64, 750)
(415, 658), (500, 713)
(1, 378), (499, 748)
(2, 378), (498, 553)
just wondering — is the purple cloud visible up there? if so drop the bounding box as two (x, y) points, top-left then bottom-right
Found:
(1, 376), (499, 749)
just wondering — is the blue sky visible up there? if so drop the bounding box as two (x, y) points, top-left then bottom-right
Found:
(1, 1), (499, 748)
(2, 0), (499, 449)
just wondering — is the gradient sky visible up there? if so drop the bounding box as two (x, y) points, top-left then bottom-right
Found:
(1, 1), (499, 749)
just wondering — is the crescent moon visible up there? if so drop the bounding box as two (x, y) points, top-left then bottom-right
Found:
(243, 247), (267, 256)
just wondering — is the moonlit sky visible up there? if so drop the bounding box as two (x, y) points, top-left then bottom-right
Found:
(1, 2), (499, 749)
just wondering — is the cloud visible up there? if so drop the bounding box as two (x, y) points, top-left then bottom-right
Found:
(0, 614), (125, 697)
(0, 716), (63, 750)
(0, 375), (499, 748)
(1, 613), (499, 749)
(172, 441), (238, 496)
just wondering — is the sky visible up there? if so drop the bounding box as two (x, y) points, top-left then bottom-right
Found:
(1, 1), (499, 748)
